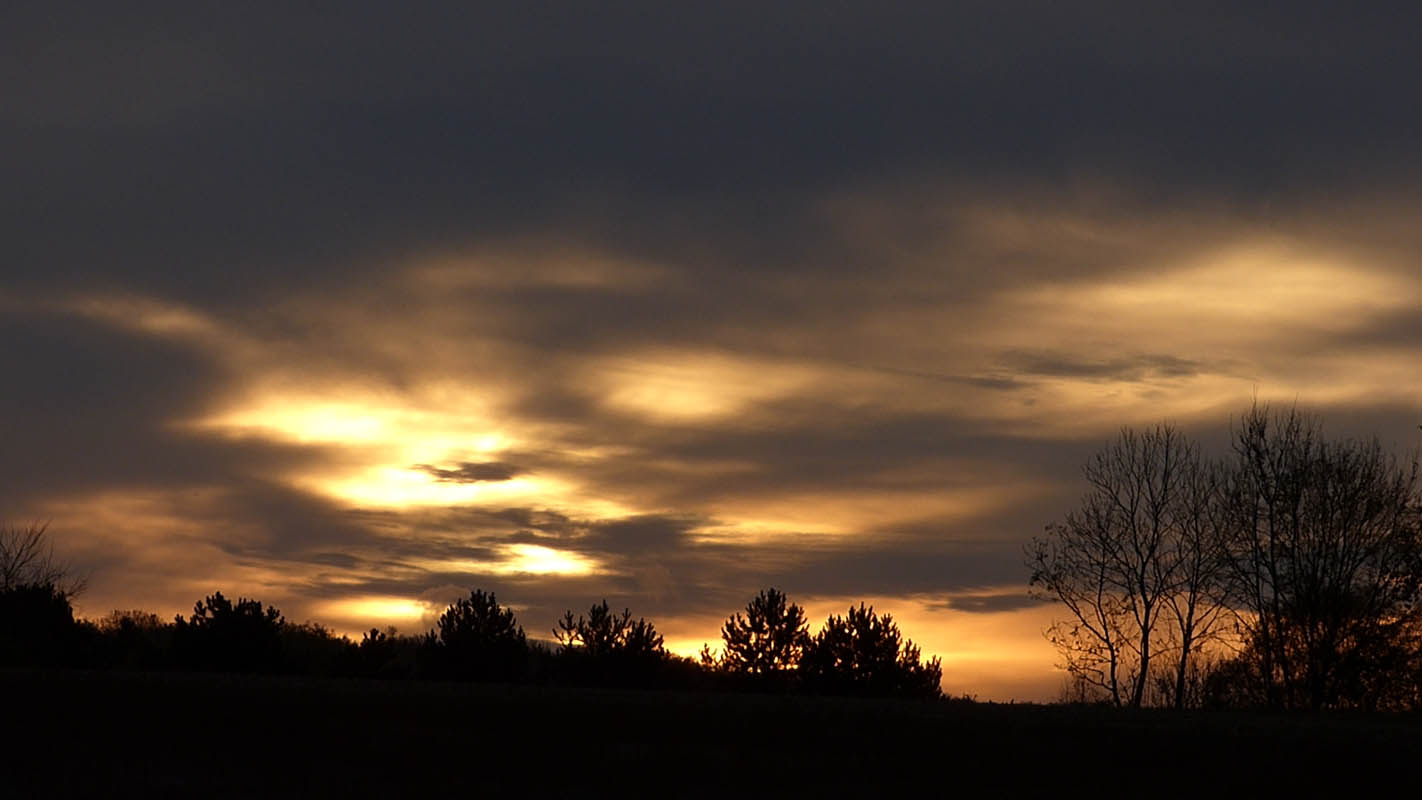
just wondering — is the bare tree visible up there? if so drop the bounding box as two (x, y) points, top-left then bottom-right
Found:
(1028, 510), (1131, 705)
(1029, 424), (1226, 708)
(1157, 448), (1230, 709)
(1218, 404), (1422, 710)
(0, 522), (86, 598)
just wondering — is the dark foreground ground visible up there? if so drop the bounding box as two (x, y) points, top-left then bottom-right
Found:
(5, 669), (1420, 797)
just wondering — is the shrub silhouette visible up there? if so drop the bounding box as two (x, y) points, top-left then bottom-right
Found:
(716, 587), (809, 689)
(280, 620), (354, 677)
(799, 603), (943, 699)
(94, 610), (172, 670)
(174, 592), (286, 673)
(353, 626), (420, 679)
(433, 589), (528, 681)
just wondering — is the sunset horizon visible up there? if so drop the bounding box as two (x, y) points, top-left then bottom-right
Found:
(6, 2), (1421, 705)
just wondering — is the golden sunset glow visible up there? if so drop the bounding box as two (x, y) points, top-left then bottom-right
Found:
(422, 544), (603, 577)
(192, 392), (510, 450)
(9, 4), (1422, 706)
(1006, 244), (1417, 346)
(497, 544), (602, 576)
(27, 226), (1422, 701)
(321, 596), (431, 624)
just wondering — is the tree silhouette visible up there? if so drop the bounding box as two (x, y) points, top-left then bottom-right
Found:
(799, 603), (942, 698)
(434, 589), (527, 681)
(0, 523), (89, 667)
(0, 522), (86, 598)
(0, 582), (82, 667)
(554, 599), (664, 656)
(1031, 405), (1422, 710)
(1027, 424), (1227, 708)
(1217, 403), (1422, 710)
(553, 600), (666, 686)
(174, 592), (286, 673)
(717, 588), (809, 684)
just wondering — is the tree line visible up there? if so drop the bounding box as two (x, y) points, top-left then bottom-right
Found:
(0, 531), (942, 699)
(1029, 403), (1422, 711)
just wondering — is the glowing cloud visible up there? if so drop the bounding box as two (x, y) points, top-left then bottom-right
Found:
(591, 350), (820, 422)
(321, 596), (431, 623)
(1005, 241), (1418, 349)
(424, 544), (603, 577)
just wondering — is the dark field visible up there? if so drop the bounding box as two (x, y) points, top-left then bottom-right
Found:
(5, 669), (1419, 797)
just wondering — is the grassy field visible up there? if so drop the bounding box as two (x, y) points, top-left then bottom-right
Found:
(5, 669), (1420, 797)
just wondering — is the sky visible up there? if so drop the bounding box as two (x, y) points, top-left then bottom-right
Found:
(4, 2), (1421, 700)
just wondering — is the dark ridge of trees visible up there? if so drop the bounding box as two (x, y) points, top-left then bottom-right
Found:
(0, 543), (947, 700)
(799, 602), (944, 699)
(1031, 403), (1422, 711)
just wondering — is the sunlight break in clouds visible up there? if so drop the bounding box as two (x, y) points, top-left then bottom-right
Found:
(419, 544), (603, 577)
(183, 389), (619, 512)
(192, 391), (511, 451)
(319, 596), (431, 627)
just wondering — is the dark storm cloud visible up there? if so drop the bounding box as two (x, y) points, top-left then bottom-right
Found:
(413, 461), (522, 483)
(579, 514), (705, 555)
(5, 2), (1421, 302)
